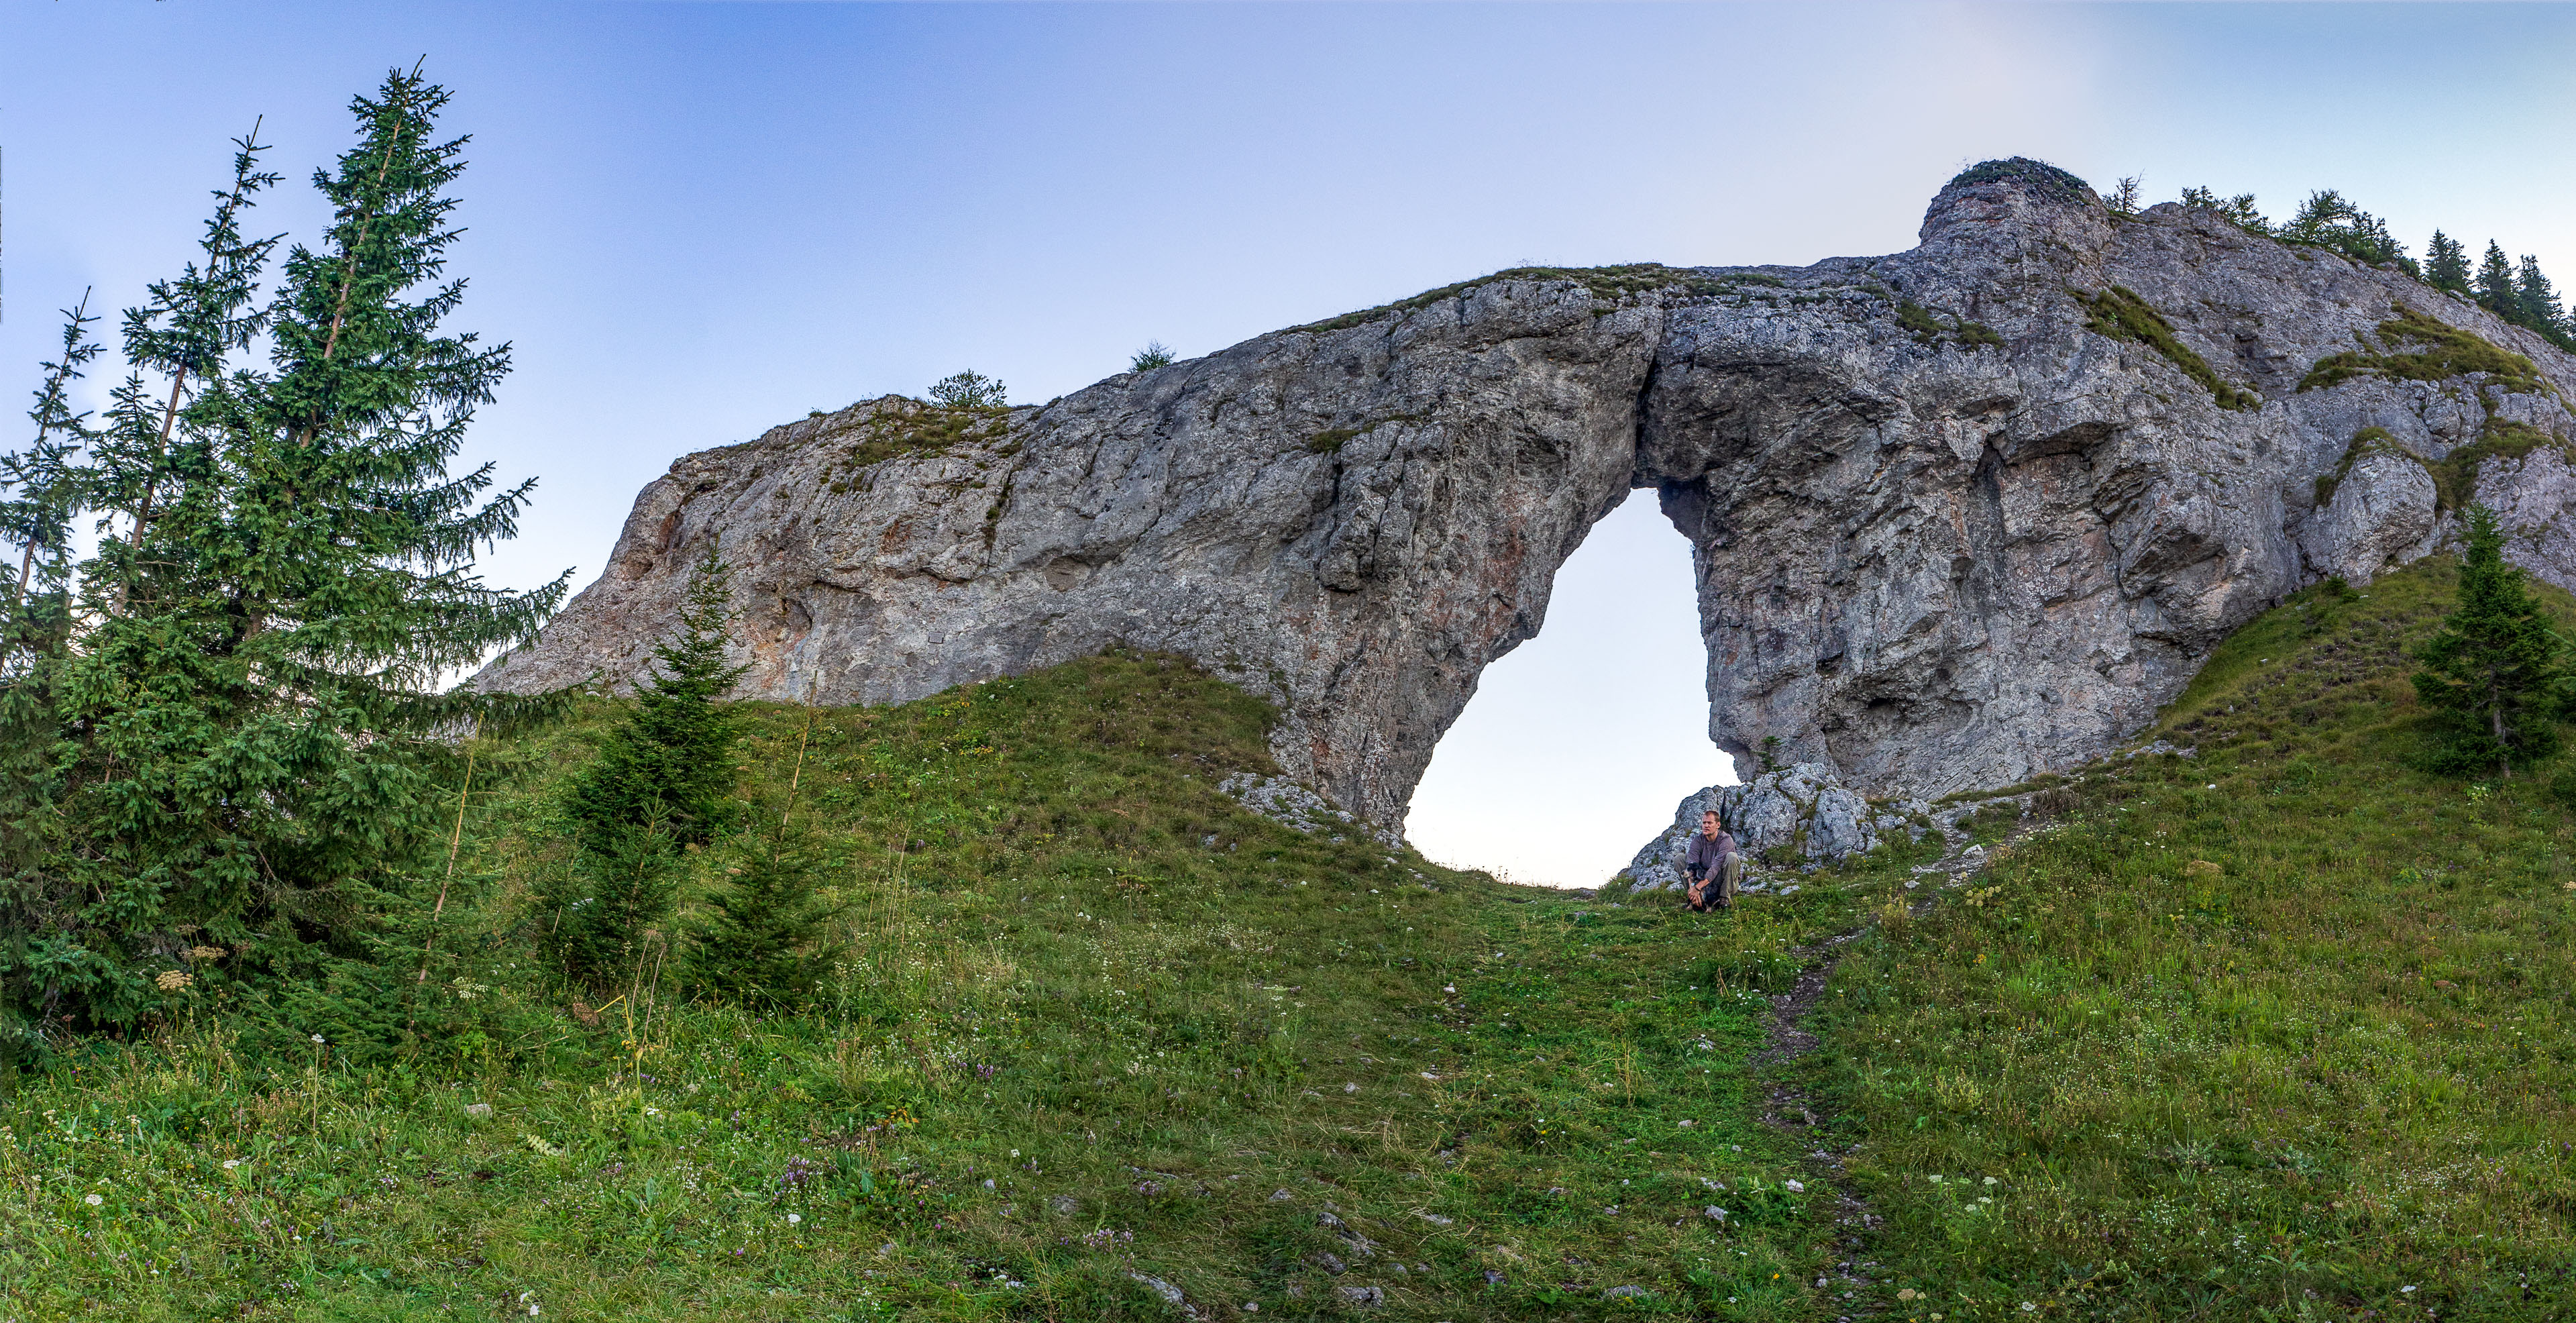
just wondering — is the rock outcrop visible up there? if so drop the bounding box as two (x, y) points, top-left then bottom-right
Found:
(477, 158), (2576, 831)
(1623, 765), (1929, 892)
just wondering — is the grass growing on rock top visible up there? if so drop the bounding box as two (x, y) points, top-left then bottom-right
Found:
(1, 651), (1929, 1322)
(1815, 559), (2576, 1322)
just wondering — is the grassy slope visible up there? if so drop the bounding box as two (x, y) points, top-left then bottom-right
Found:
(1, 651), (1932, 1322)
(1817, 559), (2576, 1322)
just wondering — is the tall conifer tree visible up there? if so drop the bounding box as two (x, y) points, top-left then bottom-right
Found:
(2414, 507), (2569, 778)
(2514, 256), (2571, 348)
(2, 68), (566, 1034)
(0, 301), (104, 1014)
(2425, 231), (2472, 297)
(2476, 242), (2522, 321)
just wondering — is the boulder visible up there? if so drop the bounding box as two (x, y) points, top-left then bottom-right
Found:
(1624, 763), (1928, 890)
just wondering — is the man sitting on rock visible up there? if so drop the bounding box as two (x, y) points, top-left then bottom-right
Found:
(1683, 809), (1740, 912)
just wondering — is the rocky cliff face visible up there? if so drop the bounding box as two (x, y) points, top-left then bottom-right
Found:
(477, 159), (2576, 830)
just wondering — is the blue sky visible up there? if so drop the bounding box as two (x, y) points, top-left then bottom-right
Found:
(7, 2), (2574, 884)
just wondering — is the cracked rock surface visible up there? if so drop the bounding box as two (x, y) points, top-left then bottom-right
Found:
(1625, 763), (1931, 890)
(477, 162), (2576, 831)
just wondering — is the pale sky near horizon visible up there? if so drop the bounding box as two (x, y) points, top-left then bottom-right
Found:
(6, 1), (2575, 886)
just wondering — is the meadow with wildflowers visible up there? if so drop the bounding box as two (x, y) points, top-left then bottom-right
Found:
(1816, 559), (2576, 1322)
(9, 564), (2573, 1322)
(0, 651), (1925, 1321)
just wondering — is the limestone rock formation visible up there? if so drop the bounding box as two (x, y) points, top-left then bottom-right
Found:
(2304, 443), (2440, 585)
(478, 158), (2576, 831)
(1623, 765), (1929, 892)
(1218, 773), (1403, 851)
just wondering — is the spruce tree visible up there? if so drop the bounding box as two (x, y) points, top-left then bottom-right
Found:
(2514, 256), (2571, 349)
(539, 544), (745, 987)
(2426, 231), (2472, 297)
(2476, 242), (2521, 321)
(535, 817), (686, 992)
(2, 68), (567, 1035)
(2, 296), (99, 642)
(2414, 506), (2569, 778)
(0, 302), (105, 1047)
(99, 126), (280, 545)
(684, 678), (844, 1008)
(686, 829), (843, 1008)
(561, 543), (747, 852)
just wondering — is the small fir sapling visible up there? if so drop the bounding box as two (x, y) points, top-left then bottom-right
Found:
(542, 543), (745, 985)
(536, 812), (686, 990)
(688, 655), (845, 1006)
(1130, 341), (1176, 372)
(560, 542), (748, 853)
(687, 827), (845, 1008)
(2412, 505), (2571, 778)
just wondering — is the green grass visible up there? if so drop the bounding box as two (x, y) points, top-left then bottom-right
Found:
(2075, 285), (2261, 411)
(1815, 559), (2576, 1321)
(2426, 419), (2571, 513)
(1896, 301), (2004, 353)
(21, 565), (2576, 1320)
(1944, 159), (2092, 205)
(1, 651), (1935, 1322)
(1896, 301), (1945, 345)
(822, 397), (1016, 482)
(2297, 307), (2553, 399)
(1286, 265), (1778, 336)
(1305, 414), (1424, 456)
(2314, 419), (2574, 515)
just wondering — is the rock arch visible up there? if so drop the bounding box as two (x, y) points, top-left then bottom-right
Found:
(480, 162), (2576, 829)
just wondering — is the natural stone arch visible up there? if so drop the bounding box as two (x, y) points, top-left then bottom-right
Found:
(480, 162), (2576, 829)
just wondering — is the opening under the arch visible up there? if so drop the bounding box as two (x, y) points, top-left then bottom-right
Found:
(1406, 488), (1737, 888)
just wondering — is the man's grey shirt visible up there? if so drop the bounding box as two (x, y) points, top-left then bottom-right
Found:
(1684, 829), (1737, 880)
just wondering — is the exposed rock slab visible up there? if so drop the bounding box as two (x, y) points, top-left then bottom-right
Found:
(478, 162), (2576, 829)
